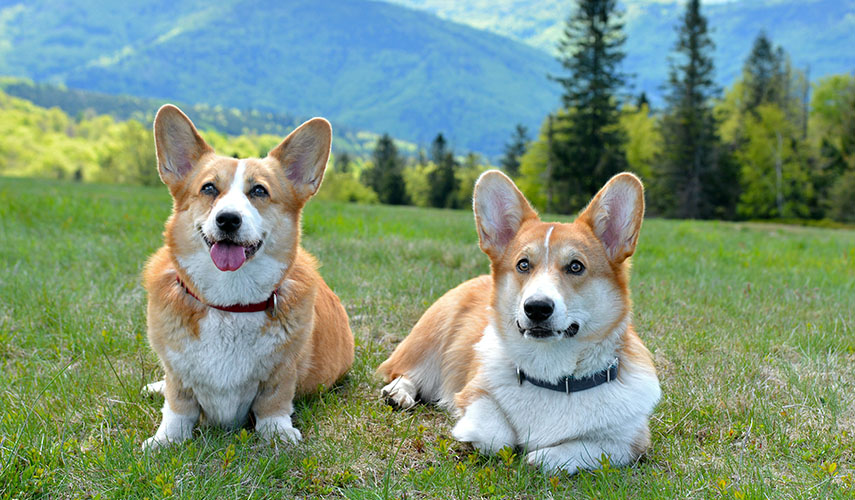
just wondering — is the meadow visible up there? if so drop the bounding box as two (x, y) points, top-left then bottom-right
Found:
(0, 176), (853, 499)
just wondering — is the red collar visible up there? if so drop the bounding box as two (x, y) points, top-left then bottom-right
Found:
(176, 277), (277, 314)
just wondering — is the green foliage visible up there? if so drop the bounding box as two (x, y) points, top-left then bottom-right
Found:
(402, 161), (434, 208)
(827, 170), (855, 222)
(619, 104), (660, 181)
(314, 170), (379, 204)
(736, 104), (813, 219)
(550, 0), (628, 213)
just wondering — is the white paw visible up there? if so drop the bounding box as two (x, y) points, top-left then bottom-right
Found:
(256, 415), (302, 444)
(380, 376), (417, 409)
(142, 402), (197, 450)
(142, 380), (166, 396)
(526, 448), (579, 475)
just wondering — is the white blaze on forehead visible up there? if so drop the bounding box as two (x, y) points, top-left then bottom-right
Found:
(543, 225), (554, 265)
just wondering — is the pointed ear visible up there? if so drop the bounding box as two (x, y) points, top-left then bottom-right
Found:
(473, 170), (539, 260)
(268, 117), (332, 202)
(153, 104), (213, 189)
(577, 173), (645, 263)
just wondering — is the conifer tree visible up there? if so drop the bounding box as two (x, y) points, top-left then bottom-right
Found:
(500, 124), (529, 178)
(654, 0), (736, 218)
(551, 0), (628, 213)
(362, 133), (408, 205)
(427, 133), (458, 208)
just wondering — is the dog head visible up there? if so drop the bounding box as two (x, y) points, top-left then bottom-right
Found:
(473, 170), (644, 349)
(153, 104), (331, 303)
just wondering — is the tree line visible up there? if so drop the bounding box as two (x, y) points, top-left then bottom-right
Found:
(514, 0), (855, 223)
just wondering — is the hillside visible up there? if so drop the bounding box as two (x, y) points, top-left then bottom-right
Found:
(0, 78), (408, 156)
(0, 0), (561, 155)
(388, 0), (855, 103)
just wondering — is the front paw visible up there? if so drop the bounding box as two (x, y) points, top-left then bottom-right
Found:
(380, 376), (417, 410)
(256, 415), (302, 444)
(142, 403), (197, 450)
(142, 433), (188, 451)
(526, 447), (579, 475)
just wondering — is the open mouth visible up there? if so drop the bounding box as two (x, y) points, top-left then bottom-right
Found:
(201, 232), (262, 272)
(517, 322), (580, 339)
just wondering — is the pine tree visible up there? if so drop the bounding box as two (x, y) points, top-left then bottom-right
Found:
(654, 0), (736, 219)
(551, 0), (628, 213)
(427, 132), (458, 208)
(362, 133), (408, 205)
(742, 32), (788, 115)
(500, 124), (529, 178)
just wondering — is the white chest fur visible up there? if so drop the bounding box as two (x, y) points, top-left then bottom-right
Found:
(166, 309), (287, 428)
(459, 325), (660, 452)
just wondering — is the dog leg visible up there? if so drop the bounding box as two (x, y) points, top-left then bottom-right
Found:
(142, 374), (200, 450)
(525, 439), (632, 474)
(380, 376), (418, 410)
(452, 396), (515, 454)
(143, 400), (199, 450)
(252, 361), (301, 444)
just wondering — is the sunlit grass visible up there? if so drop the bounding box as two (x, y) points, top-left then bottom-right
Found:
(1, 176), (853, 498)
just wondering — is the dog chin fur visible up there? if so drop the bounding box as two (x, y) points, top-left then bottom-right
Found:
(378, 170), (661, 474)
(142, 105), (353, 449)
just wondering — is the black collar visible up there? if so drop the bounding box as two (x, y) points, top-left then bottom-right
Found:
(516, 357), (620, 394)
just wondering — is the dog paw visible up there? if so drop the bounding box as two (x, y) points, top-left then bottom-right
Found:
(142, 380), (166, 396)
(526, 448), (579, 475)
(256, 415), (302, 444)
(380, 376), (417, 410)
(142, 432), (190, 451)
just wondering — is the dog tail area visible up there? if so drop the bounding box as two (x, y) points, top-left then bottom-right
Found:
(142, 379), (166, 396)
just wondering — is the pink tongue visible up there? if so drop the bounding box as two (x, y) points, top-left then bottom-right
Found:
(210, 242), (247, 271)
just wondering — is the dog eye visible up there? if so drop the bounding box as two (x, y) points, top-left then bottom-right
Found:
(566, 260), (585, 275)
(249, 185), (269, 198)
(200, 183), (219, 196)
(516, 258), (530, 273)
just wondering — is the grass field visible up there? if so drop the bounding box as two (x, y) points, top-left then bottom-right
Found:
(0, 176), (853, 499)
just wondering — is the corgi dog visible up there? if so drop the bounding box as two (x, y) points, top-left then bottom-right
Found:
(142, 105), (353, 449)
(378, 170), (660, 473)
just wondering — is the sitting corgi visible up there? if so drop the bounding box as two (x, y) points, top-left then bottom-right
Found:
(378, 170), (660, 473)
(142, 105), (353, 449)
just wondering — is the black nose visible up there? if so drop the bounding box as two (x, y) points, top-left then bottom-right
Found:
(216, 212), (242, 233)
(524, 297), (554, 323)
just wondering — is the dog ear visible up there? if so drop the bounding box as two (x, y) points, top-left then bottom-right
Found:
(268, 117), (332, 203)
(577, 172), (645, 263)
(473, 170), (539, 260)
(153, 105), (213, 189)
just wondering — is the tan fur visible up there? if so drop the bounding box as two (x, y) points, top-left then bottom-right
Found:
(143, 105), (352, 445)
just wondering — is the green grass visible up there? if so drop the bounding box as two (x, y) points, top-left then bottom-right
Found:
(1, 176), (853, 499)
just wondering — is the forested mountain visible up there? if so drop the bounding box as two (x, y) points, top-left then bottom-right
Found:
(389, 0), (855, 103)
(0, 0), (560, 155)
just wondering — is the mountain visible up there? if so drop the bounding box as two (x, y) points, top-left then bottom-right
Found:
(0, 0), (561, 156)
(387, 0), (855, 103)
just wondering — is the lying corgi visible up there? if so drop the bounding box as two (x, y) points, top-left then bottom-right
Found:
(142, 105), (353, 449)
(378, 170), (660, 473)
